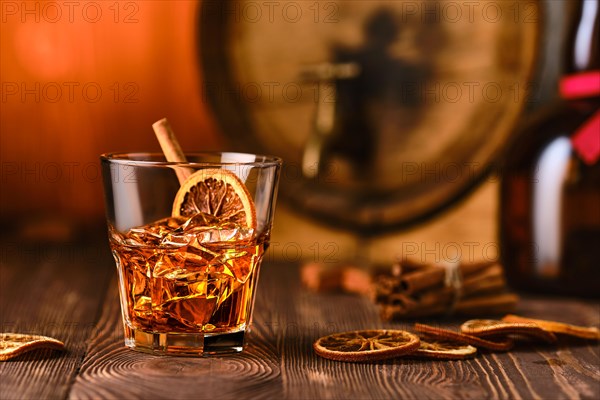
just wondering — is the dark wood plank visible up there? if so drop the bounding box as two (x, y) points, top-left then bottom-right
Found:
(67, 261), (599, 400)
(0, 237), (113, 400)
(259, 264), (600, 400)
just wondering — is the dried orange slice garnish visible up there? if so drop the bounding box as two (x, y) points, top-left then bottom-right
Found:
(313, 329), (420, 362)
(414, 323), (514, 352)
(413, 339), (477, 360)
(461, 319), (557, 344)
(502, 314), (600, 341)
(172, 168), (256, 229)
(0, 333), (64, 361)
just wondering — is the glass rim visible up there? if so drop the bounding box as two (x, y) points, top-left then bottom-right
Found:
(100, 152), (282, 167)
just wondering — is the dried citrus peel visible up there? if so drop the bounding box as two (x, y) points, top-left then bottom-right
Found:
(0, 333), (64, 361)
(415, 323), (513, 351)
(460, 319), (558, 344)
(502, 314), (600, 340)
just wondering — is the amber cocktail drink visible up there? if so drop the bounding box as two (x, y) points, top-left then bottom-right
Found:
(101, 153), (281, 355)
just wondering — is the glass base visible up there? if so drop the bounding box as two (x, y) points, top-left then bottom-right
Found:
(123, 325), (246, 356)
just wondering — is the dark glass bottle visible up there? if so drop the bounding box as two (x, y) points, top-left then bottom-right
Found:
(500, 0), (600, 297)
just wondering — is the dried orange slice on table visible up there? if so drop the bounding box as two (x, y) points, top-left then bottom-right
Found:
(172, 168), (256, 229)
(313, 329), (420, 362)
(413, 340), (477, 360)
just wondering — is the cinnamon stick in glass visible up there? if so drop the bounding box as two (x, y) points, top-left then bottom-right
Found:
(152, 118), (194, 185)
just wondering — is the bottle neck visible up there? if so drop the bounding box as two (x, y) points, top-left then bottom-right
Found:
(564, 0), (599, 74)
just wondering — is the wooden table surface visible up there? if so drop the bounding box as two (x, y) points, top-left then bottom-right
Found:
(1, 238), (599, 400)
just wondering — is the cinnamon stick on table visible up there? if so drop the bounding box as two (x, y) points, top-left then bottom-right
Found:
(301, 263), (372, 296)
(391, 258), (426, 276)
(403, 264), (506, 303)
(400, 261), (495, 295)
(461, 264), (507, 297)
(380, 293), (519, 320)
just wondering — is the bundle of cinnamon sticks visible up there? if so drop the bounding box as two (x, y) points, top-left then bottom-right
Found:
(301, 259), (518, 320)
(373, 259), (518, 320)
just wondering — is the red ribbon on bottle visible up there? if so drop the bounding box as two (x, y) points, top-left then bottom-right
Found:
(571, 110), (600, 165)
(560, 71), (600, 99)
(560, 71), (600, 165)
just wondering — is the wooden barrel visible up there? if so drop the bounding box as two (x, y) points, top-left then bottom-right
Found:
(200, 0), (540, 233)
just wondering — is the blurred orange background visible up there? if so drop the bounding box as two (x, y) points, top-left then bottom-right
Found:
(1, 1), (220, 225)
(1, 1), (566, 264)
